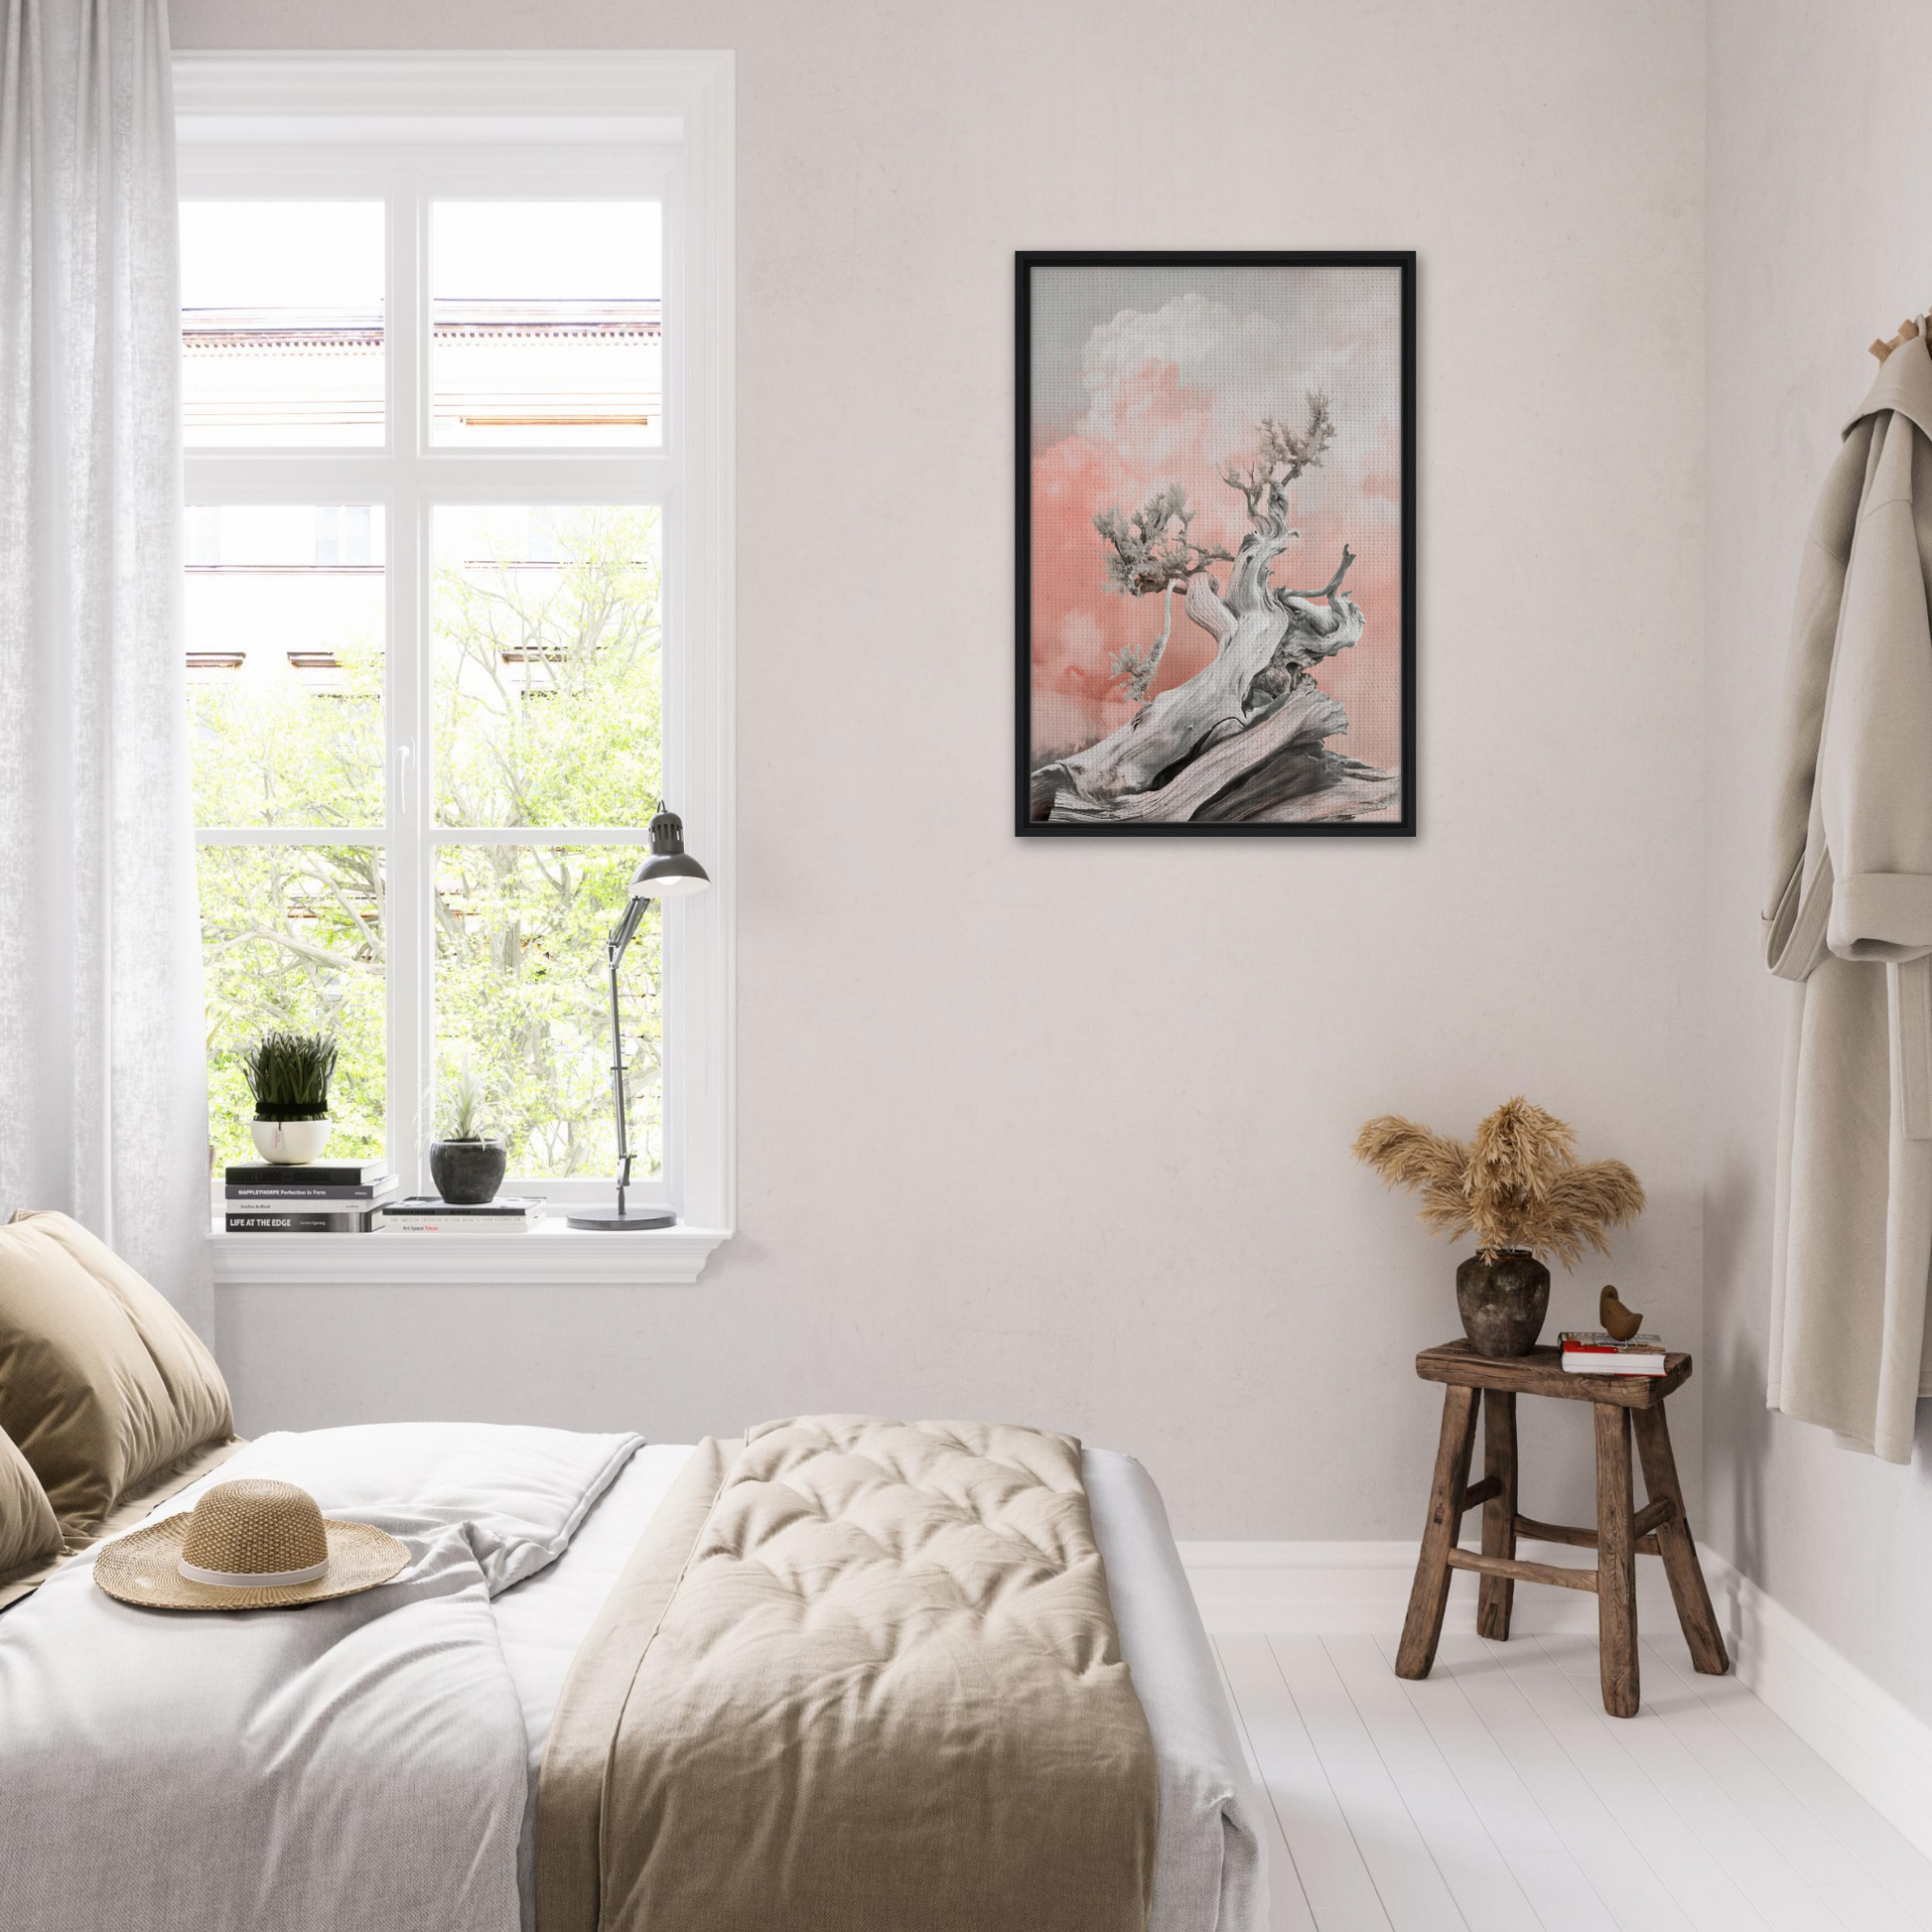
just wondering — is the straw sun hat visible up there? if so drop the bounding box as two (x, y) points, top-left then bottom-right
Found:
(93, 1478), (409, 1610)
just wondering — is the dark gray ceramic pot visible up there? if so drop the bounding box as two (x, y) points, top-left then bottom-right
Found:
(1454, 1249), (1551, 1357)
(428, 1138), (507, 1206)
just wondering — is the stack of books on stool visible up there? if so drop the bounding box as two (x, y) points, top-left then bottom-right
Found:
(223, 1160), (396, 1233)
(1559, 1329), (1667, 1377)
(379, 1196), (547, 1235)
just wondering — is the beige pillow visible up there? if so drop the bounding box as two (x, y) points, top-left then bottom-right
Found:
(0, 1211), (233, 1532)
(0, 1423), (62, 1583)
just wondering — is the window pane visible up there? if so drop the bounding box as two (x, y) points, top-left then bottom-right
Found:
(432, 506), (661, 827)
(181, 203), (384, 447)
(200, 845), (387, 1169)
(188, 506), (385, 829)
(430, 203), (661, 448)
(434, 845), (657, 1180)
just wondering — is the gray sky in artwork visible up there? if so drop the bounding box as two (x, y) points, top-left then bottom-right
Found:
(1029, 262), (1402, 451)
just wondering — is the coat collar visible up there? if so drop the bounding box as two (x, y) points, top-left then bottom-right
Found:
(1847, 332), (1932, 444)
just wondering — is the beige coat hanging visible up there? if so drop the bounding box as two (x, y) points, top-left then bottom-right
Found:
(1765, 335), (1932, 1461)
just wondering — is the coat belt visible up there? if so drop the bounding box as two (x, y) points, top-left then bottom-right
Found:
(1768, 855), (1932, 1141)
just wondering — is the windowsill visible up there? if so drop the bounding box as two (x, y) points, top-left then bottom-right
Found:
(208, 1217), (731, 1285)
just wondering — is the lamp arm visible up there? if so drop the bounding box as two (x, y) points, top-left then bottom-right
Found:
(609, 892), (648, 960)
(604, 893), (654, 1217)
(606, 937), (631, 1215)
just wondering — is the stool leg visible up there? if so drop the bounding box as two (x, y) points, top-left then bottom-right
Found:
(1594, 1401), (1640, 1718)
(1397, 1384), (1479, 1680)
(1476, 1389), (1518, 1640)
(1632, 1405), (1729, 1676)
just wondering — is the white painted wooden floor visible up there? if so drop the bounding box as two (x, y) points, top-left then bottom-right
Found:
(1214, 1629), (1932, 1931)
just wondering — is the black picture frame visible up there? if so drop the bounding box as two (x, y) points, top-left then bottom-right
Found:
(1016, 249), (1417, 837)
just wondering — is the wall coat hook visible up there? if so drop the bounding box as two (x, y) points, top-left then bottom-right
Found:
(1869, 314), (1927, 363)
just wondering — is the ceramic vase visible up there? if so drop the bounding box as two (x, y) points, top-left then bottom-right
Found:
(249, 1118), (333, 1166)
(428, 1139), (507, 1206)
(1454, 1249), (1551, 1357)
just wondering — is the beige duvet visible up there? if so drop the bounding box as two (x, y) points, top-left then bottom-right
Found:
(535, 1416), (1161, 1932)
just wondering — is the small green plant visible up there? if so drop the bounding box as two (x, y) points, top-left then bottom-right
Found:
(438, 1065), (494, 1144)
(243, 1032), (338, 1122)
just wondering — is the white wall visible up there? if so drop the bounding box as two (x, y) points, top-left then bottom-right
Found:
(1705, 0), (1932, 1727)
(178, 0), (1708, 1542)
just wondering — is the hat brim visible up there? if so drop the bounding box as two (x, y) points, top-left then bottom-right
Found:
(93, 1514), (410, 1611)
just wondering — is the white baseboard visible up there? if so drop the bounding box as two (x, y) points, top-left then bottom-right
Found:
(1179, 1538), (1932, 1866)
(1698, 1546), (1932, 1865)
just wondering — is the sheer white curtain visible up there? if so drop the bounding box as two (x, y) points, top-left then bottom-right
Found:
(0, 0), (208, 1329)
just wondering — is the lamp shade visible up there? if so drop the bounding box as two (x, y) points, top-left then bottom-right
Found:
(629, 804), (710, 900)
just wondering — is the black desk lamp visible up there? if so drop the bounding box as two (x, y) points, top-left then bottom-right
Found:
(568, 803), (709, 1230)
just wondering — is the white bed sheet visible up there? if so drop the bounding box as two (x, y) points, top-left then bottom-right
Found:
(491, 1443), (1266, 1932)
(1, 1423), (643, 1932)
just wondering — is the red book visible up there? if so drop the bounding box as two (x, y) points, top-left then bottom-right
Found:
(1559, 1329), (1666, 1375)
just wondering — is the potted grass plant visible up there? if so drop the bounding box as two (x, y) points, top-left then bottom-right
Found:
(428, 1066), (508, 1206)
(244, 1032), (339, 1166)
(1353, 1097), (1646, 1357)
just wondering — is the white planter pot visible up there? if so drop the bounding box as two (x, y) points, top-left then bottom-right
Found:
(250, 1118), (334, 1165)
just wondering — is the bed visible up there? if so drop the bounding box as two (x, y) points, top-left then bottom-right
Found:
(0, 1421), (1266, 1932)
(0, 1215), (1265, 1929)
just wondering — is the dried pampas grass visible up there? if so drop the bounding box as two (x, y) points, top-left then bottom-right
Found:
(1351, 1116), (1473, 1239)
(1352, 1096), (1644, 1266)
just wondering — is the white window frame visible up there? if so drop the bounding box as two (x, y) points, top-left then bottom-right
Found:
(179, 54), (735, 1285)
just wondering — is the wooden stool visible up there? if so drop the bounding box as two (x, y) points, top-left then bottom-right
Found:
(1394, 1339), (1727, 1718)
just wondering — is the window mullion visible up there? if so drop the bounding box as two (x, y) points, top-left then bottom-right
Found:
(431, 826), (650, 846)
(194, 827), (391, 844)
(386, 163), (427, 1198)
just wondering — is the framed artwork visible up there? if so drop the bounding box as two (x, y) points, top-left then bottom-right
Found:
(1017, 251), (1415, 835)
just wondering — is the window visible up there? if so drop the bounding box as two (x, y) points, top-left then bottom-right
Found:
(176, 55), (735, 1278)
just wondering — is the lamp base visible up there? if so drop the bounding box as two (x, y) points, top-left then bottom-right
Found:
(566, 1205), (677, 1231)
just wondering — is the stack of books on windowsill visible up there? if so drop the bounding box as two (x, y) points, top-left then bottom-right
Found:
(223, 1160), (396, 1233)
(1559, 1330), (1669, 1377)
(378, 1196), (547, 1235)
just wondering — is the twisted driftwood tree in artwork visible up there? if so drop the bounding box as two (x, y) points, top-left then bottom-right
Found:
(1032, 394), (1397, 825)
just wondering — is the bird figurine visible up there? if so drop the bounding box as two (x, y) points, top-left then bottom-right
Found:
(1599, 1285), (1643, 1341)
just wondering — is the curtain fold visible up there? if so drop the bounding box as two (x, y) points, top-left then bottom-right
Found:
(0, 0), (208, 1330)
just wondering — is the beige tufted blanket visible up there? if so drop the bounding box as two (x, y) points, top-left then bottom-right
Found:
(534, 1417), (1160, 1932)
